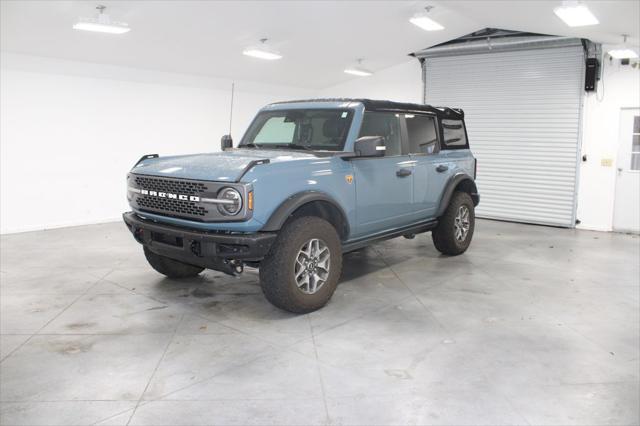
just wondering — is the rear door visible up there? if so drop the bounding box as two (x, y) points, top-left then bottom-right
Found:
(404, 113), (449, 218)
(351, 111), (415, 237)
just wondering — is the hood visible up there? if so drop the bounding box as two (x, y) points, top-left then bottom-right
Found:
(131, 149), (317, 182)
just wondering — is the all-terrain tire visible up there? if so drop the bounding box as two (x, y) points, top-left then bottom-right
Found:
(259, 216), (343, 314)
(143, 246), (204, 278)
(432, 191), (475, 256)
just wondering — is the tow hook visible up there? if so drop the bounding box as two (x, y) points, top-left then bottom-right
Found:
(227, 259), (244, 275)
(133, 228), (144, 243)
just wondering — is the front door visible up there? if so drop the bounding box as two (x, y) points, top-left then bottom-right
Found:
(613, 109), (640, 233)
(352, 112), (414, 237)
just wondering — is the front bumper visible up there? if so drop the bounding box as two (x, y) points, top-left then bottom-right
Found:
(123, 212), (277, 274)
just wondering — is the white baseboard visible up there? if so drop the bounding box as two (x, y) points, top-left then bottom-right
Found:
(576, 223), (612, 232)
(0, 217), (122, 235)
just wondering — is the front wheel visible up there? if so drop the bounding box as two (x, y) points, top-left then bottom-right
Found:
(259, 216), (343, 314)
(432, 191), (475, 255)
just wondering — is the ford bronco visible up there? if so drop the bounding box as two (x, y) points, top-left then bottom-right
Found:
(124, 99), (479, 313)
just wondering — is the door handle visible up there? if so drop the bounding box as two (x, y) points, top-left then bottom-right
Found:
(436, 164), (449, 173)
(396, 168), (412, 177)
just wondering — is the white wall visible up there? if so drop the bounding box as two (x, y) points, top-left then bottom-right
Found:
(577, 52), (640, 231)
(318, 59), (423, 103)
(0, 53), (312, 234)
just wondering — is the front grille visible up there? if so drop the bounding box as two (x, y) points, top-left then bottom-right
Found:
(132, 175), (211, 220)
(136, 195), (208, 218)
(134, 176), (209, 196)
(129, 173), (250, 223)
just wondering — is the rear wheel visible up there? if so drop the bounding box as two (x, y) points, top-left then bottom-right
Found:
(259, 216), (342, 313)
(143, 246), (204, 278)
(432, 191), (475, 255)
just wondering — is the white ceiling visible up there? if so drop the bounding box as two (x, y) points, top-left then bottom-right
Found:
(1, 0), (638, 89)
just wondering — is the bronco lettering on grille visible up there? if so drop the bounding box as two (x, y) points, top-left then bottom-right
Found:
(140, 189), (200, 202)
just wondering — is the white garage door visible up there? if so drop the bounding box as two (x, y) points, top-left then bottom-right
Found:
(424, 45), (585, 227)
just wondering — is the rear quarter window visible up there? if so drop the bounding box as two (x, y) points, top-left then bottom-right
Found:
(441, 119), (468, 149)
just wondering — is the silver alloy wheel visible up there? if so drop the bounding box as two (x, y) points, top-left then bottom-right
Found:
(454, 205), (471, 242)
(294, 238), (330, 294)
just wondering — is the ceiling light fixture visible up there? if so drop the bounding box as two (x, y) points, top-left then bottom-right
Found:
(344, 59), (373, 77)
(553, 1), (599, 27)
(608, 48), (639, 59)
(73, 5), (131, 34)
(608, 35), (639, 59)
(409, 6), (444, 31)
(242, 38), (282, 60)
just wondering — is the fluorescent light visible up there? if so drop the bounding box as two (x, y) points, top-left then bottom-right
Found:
(608, 48), (639, 59)
(242, 38), (282, 60)
(73, 21), (130, 34)
(554, 2), (599, 27)
(607, 35), (639, 59)
(409, 14), (444, 31)
(344, 58), (373, 77)
(344, 67), (373, 77)
(242, 48), (282, 60)
(73, 5), (130, 34)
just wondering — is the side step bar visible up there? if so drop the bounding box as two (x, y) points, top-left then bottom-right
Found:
(342, 219), (438, 253)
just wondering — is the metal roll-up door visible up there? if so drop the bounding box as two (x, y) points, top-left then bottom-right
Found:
(422, 43), (584, 227)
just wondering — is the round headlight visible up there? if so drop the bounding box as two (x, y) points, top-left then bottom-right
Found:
(217, 187), (243, 216)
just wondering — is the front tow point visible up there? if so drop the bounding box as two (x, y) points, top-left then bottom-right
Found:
(133, 228), (144, 243)
(228, 259), (244, 275)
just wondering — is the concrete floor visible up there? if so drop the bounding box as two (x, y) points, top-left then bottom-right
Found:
(0, 219), (638, 426)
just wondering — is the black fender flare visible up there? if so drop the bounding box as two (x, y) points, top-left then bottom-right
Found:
(261, 191), (350, 238)
(436, 173), (480, 217)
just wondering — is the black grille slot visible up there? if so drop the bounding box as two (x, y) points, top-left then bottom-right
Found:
(136, 195), (208, 217)
(134, 176), (208, 196)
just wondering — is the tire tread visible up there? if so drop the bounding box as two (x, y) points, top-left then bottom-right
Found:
(432, 191), (475, 256)
(259, 216), (342, 313)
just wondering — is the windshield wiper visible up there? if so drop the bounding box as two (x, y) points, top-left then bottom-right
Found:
(241, 143), (262, 148)
(283, 143), (313, 151)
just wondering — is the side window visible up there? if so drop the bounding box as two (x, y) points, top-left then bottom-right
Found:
(254, 117), (295, 144)
(405, 114), (438, 154)
(358, 112), (402, 156)
(442, 119), (468, 148)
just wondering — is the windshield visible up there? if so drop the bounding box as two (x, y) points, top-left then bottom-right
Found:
(240, 109), (354, 151)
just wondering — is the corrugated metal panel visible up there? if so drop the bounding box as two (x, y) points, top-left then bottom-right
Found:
(424, 46), (584, 227)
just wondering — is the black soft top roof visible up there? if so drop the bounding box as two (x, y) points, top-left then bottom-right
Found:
(270, 98), (464, 119)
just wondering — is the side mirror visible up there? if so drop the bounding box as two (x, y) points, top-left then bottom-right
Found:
(353, 136), (385, 158)
(221, 135), (233, 151)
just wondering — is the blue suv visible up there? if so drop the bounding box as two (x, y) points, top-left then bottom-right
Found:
(124, 99), (479, 313)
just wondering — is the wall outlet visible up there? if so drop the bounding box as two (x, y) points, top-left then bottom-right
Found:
(601, 158), (613, 167)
